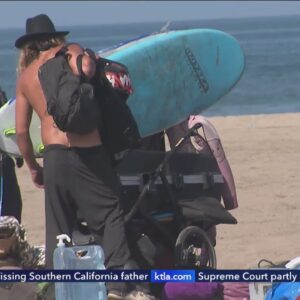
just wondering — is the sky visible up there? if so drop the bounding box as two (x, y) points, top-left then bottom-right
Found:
(0, 1), (300, 29)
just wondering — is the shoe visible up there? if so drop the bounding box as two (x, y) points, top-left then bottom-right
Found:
(125, 290), (157, 300)
(108, 290), (126, 300)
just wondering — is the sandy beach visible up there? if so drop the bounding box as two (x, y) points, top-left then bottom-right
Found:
(17, 112), (300, 269)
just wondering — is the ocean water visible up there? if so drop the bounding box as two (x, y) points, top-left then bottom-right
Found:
(0, 15), (299, 116)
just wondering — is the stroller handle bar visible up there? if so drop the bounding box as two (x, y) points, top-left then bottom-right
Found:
(124, 122), (203, 223)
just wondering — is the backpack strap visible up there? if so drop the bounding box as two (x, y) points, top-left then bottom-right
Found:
(54, 45), (69, 58)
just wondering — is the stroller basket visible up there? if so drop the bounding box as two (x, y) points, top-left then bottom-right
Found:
(116, 150), (227, 222)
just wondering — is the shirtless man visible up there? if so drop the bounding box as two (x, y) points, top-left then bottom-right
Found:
(15, 14), (155, 300)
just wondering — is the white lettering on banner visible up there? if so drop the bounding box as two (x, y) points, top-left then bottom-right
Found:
(153, 272), (193, 281)
(270, 272), (297, 282)
(198, 272), (240, 282)
(74, 271), (118, 281)
(0, 272), (27, 282)
(29, 272), (72, 281)
(120, 271), (149, 281)
(242, 272), (268, 281)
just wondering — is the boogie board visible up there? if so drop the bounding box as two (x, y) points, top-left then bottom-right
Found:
(0, 98), (43, 157)
(0, 28), (245, 157)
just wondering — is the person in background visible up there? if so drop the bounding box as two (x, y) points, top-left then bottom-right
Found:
(0, 87), (23, 222)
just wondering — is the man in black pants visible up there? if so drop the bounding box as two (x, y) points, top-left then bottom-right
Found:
(15, 14), (155, 300)
(43, 144), (127, 271)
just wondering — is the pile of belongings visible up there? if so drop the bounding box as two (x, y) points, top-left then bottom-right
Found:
(0, 216), (45, 269)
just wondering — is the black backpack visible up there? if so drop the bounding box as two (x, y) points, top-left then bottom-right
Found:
(38, 46), (100, 134)
(38, 44), (141, 163)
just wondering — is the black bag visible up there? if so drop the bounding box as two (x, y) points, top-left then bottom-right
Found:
(39, 44), (140, 162)
(94, 58), (141, 163)
(38, 46), (100, 134)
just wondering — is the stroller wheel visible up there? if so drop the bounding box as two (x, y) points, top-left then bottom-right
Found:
(175, 226), (217, 269)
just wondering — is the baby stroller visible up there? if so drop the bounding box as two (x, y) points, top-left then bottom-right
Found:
(72, 119), (238, 298)
(114, 121), (237, 271)
(74, 120), (237, 271)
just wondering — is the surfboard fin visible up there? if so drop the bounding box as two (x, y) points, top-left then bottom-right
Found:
(159, 21), (172, 33)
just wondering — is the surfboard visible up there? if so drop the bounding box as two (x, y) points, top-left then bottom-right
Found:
(100, 28), (245, 136)
(0, 28), (245, 157)
(0, 98), (43, 157)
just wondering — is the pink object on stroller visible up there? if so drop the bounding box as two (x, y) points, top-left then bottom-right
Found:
(188, 115), (238, 210)
(166, 115), (238, 210)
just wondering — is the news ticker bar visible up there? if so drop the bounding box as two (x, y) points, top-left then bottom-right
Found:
(0, 269), (299, 283)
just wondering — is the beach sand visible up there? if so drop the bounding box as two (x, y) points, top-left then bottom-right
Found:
(16, 112), (300, 269)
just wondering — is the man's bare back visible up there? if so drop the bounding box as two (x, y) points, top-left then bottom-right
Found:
(16, 45), (102, 149)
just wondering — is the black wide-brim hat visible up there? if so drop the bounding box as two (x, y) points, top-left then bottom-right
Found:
(15, 14), (69, 48)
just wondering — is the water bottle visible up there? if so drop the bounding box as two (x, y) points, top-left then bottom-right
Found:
(53, 234), (107, 300)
